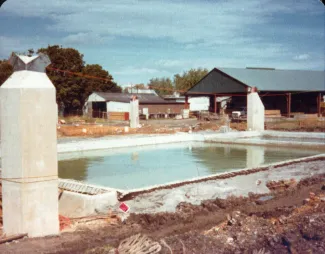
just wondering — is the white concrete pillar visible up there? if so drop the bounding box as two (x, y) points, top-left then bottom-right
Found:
(129, 96), (139, 128)
(0, 53), (59, 237)
(247, 89), (265, 131)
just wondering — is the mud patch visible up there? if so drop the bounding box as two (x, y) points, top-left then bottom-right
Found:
(1, 174), (325, 254)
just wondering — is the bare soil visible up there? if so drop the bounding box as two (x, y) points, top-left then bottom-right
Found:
(57, 117), (325, 138)
(1, 174), (325, 253)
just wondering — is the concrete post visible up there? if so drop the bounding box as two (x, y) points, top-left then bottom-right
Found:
(0, 53), (59, 237)
(129, 95), (139, 128)
(247, 88), (265, 131)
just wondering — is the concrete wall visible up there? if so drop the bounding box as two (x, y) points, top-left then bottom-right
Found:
(59, 190), (118, 217)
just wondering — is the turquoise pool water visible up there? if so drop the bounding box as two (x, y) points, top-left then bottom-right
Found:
(58, 142), (322, 190)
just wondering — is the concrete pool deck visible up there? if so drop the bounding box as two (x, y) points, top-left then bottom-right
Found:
(56, 130), (324, 153)
(121, 155), (325, 214)
(56, 131), (261, 154)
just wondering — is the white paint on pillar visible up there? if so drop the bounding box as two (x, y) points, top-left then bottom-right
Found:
(0, 53), (59, 237)
(129, 98), (139, 128)
(247, 92), (265, 131)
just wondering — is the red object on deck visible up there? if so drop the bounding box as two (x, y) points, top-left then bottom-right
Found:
(59, 215), (71, 231)
(119, 202), (130, 213)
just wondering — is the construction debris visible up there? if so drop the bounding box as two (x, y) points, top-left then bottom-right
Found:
(266, 179), (297, 191)
(116, 234), (161, 254)
(59, 215), (71, 231)
(1, 174), (325, 253)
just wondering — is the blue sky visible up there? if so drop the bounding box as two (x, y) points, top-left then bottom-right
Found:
(0, 0), (324, 86)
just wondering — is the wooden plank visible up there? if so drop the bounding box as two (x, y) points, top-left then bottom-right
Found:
(265, 110), (281, 116)
(107, 112), (129, 121)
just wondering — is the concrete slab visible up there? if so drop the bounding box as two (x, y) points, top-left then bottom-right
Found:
(59, 190), (118, 217)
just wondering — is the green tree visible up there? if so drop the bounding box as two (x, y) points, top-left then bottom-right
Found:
(37, 45), (121, 112)
(174, 68), (208, 92)
(133, 83), (146, 89)
(79, 64), (121, 107)
(147, 77), (173, 96)
(0, 59), (13, 85)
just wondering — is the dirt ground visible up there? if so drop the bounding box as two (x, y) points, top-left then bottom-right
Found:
(56, 117), (325, 138)
(1, 174), (325, 253)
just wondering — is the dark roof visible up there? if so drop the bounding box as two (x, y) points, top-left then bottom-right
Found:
(93, 92), (182, 104)
(218, 68), (325, 92)
(186, 68), (248, 94)
(187, 68), (325, 94)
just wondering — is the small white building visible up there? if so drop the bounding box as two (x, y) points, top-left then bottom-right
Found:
(84, 92), (185, 119)
(83, 92), (130, 118)
(163, 92), (230, 112)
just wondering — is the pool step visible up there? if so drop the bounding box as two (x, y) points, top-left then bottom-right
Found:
(59, 179), (109, 195)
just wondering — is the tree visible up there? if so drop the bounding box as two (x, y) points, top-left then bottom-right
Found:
(0, 59), (13, 85)
(174, 68), (208, 92)
(79, 64), (121, 107)
(37, 45), (121, 112)
(37, 45), (85, 111)
(133, 83), (146, 89)
(147, 77), (173, 96)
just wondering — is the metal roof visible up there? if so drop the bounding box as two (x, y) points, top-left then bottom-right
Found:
(94, 92), (181, 104)
(186, 68), (248, 94)
(218, 68), (325, 92)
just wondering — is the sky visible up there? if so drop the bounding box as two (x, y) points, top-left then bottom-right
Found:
(0, 0), (324, 86)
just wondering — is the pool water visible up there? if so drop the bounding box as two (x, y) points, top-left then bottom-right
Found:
(58, 142), (323, 190)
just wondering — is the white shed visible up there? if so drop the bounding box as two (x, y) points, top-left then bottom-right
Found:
(83, 92), (130, 117)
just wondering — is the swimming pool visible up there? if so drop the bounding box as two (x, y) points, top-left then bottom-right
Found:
(58, 142), (323, 190)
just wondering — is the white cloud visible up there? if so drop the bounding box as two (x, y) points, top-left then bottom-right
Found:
(3, 0), (323, 45)
(114, 67), (164, 75)
(156, 60), (186, 68)
(62, 33), (114, 46)
(0, 36), (49, 58)
(293, 54), (310, 61)
(2, 0), (323, 84)
(0, 36), (22, 58)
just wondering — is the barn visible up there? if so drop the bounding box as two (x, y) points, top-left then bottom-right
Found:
(185, 67), (325, 118)
(84, 92), (186, 120)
